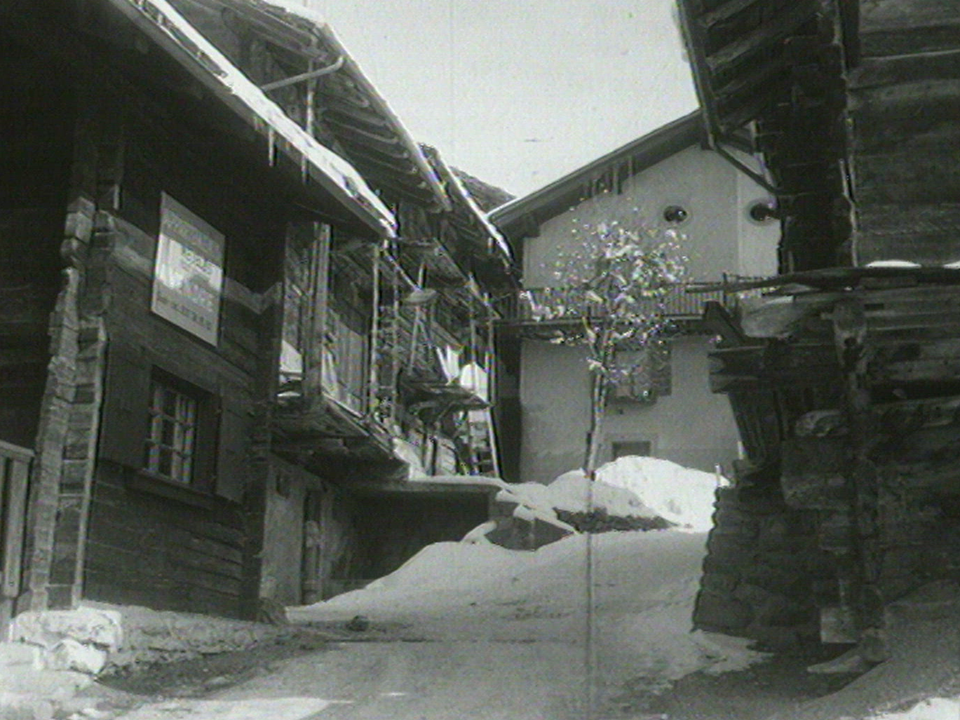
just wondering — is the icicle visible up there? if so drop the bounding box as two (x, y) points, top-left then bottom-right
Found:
(267, 127), (276, 166)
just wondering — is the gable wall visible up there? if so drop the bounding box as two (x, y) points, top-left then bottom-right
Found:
(517, 145), (774, 484)
(523, 145), (777, 287)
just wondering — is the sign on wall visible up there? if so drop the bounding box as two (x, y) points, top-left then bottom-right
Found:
(151, 193), (225, 345)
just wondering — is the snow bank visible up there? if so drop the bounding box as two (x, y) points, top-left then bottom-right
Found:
(773, 581), (960, 720)
(495, 456), (722, 532)
(868, 698), (960, 720)
(291, 529), (766, 686)
(596, 456), (724, 531)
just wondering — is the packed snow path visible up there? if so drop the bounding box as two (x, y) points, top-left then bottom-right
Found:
(111, 530), (766, 720)
(103, 456), (960, 719)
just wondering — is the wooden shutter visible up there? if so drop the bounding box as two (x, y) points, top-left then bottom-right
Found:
(216, 396), (250, 503)
(99, 344), (150, 467)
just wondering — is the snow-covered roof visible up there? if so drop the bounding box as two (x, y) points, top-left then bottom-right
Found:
(489, 111), (703, 241)
(420, 145), (513, 265)
(441, 153), (514, 263)
(109, 0), (397, 238)
(215, 0), (450, 213)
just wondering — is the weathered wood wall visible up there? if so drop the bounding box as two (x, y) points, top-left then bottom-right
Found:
(84, 88), (284, 618)
(851, 0), (960, 264)
(0, 38), (74, 448)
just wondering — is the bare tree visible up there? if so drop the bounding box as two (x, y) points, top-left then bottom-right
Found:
(530, 220), (686, 476)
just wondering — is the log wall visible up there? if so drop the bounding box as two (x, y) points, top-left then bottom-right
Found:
(851, 0), (960, 265)
(83, 94), (284, 619)
(0, 45), (74, 448)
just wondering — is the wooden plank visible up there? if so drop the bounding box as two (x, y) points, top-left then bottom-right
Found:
(700, 0), (771, 30)
(867, 313), (960, 333)
(850, 49), (960, 91)
(854, 141), (960, 206)
(0, 440), (33, 463)
(857, 203), (960, 252)
(86, 508), (244, 566)
(871, 357), (960, 383)
(861, 0), (960, 34)
(862, 24), (960, 58)
(2, 457), (30, 598)
(706, 1), (817, 75)
(83, 569), (241, 616)
(89, 491), (247, 549)
(861, 1), (960, 58)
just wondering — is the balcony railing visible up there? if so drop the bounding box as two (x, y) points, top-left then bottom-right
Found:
(516, 281), (750, 324)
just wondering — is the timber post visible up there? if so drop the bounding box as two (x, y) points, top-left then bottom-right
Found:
(830, 297), (887, 662)
(23, 79), (113, 611)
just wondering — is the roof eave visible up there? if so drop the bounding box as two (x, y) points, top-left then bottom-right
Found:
(489, 110), (704, 233)
(250, 0), (452, 212)
(111, 0), (397, 238)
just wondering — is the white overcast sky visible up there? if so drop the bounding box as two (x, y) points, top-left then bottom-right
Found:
(306, 0), (698, 198)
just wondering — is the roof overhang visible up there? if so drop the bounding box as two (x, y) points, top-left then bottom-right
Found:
(673, 0), (821, 143)
(109, 0), (397, 238)
(490, 111), (704, 240)
(199, 0), (450, 212)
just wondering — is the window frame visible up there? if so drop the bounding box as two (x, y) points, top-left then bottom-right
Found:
(608, 342), (673, 403)
(139, 368), (219, 494)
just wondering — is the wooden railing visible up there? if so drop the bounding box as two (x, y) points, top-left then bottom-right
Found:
(516, 281), (749, 323)
(1, 440), (33, 619)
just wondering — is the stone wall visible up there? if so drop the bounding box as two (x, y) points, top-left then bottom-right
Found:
(693, 486), (836, 649)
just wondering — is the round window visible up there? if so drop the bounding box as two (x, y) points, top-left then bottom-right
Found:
(748, 200), (778, 224)
(662, 205), (689, 224)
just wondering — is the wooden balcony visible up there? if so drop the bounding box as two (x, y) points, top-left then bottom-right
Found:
(512, 282), (739, 334)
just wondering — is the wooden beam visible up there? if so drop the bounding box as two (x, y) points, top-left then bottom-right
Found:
(700, 0), (775, 30)
(707, 1), (817, 76)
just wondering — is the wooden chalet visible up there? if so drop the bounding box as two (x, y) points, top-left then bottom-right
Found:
(161, 0), (520, 604)
(676, 0), (960, 656)
(0, 0), (517, 629)
(0, 0), (396, 625)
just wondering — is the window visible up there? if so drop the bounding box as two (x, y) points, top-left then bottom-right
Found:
(662, 205), (689, 224)
(609, 343), (672, 402)
(612, 440), (652, 459)
(146, 377), (199, 484)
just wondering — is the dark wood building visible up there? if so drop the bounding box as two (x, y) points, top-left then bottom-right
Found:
(153, 0), (521, 604)
(676, 0), (960, 658)
(0, 0), (397, 625)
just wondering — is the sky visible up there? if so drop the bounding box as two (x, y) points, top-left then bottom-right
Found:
(305, 0), (698, 198)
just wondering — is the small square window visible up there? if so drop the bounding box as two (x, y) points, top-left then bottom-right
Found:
(609, 343), (672, 402)
(146, 377), (199, 484)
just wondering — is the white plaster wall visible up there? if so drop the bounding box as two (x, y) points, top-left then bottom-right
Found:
(736, 168), (779, 277)
(517, 146), (772, 485)
(519, 339), (592, 484)
(523, 145), (778, 287)
(601, 335), (739, 471)
(519, 336), (740, 484)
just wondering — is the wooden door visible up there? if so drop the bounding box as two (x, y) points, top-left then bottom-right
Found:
(0, 440), (33, 630)
(301, 491), (324, 605)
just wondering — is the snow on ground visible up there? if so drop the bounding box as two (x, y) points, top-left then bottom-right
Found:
(773, 581), (960, 720)
(868, 699), (960, 720)
(290, 457), (764, 701)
